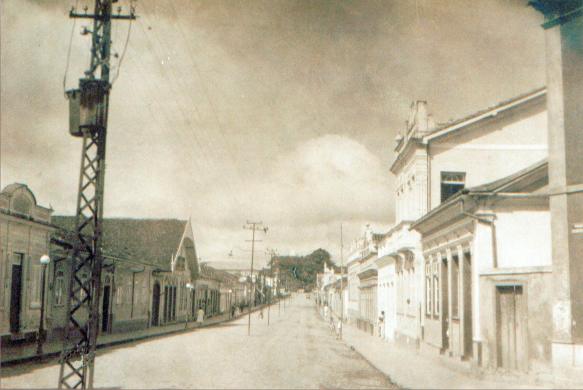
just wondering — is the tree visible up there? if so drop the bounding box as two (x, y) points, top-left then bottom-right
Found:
(273, 248), (333, 290)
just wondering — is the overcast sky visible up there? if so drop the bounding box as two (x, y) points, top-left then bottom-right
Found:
(1, 0), (545, 268)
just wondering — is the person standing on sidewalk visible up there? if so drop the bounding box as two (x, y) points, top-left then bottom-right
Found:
(197, 306), (205, 324)
(378, 311), (385, 338)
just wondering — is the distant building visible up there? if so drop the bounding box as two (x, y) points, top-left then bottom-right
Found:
(346, 226), (384, 334)
(49, 217), (198, 336)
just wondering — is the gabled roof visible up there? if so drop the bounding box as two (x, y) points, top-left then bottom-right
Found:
(52, 216), (186, 270)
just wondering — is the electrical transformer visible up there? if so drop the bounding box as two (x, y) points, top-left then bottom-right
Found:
(67, 78), (109, 137)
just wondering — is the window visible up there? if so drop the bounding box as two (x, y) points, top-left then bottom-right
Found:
(425, 262), (432, 316)
(116, 286), (123, 305)
(441, 172), (465, 203)
(432, 261), (439, 316)
(54, 271), (65, 306)
(31, 265), (41, 306)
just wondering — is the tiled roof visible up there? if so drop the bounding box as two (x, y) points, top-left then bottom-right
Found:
(468, 159), (548, 193)
(199, 263), (240, 283)
(52, 216), (186, 270)
(411, 159), (548, 230)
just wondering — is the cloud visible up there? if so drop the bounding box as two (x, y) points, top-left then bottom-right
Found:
(1, 0), (546, 265)
(196, 134), (393, 227)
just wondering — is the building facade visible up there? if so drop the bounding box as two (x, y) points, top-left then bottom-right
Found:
(346, 225), (383, 334)
(346, 87), (556, 374)
(0, 184), (55, 341)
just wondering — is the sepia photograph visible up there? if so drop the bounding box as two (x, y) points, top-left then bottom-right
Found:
(0, 0), (582, 388)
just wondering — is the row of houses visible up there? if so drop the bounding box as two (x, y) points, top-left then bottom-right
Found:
(319, 71), (581, 376)
(0, 184), (253, 344)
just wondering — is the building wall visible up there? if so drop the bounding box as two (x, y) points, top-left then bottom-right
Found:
(347, 262), (360, 323)
(0, 216), (53, 337)
(377, 263), (396, 341)
(110, 265), (152, 333)
(395, 150), (429, 224)
(428, 103), (547, 210)
(478, 271), (553, 371)
(0, 184), (54, 339)
(494, 208), (552, 269)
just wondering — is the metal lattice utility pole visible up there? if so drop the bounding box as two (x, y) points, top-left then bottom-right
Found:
(243, 221), (267, 335)
(58, 2), (135, 389)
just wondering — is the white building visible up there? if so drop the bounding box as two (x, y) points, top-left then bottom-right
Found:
(372, 87), (551, 372)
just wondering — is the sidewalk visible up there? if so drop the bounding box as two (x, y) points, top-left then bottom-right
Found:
(340, 323), (555, 390)
(1, 304), (268, 366)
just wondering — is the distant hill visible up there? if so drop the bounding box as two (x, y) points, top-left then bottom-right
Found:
(271, 248), (337, 291)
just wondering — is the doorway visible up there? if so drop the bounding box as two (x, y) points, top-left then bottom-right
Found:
(10, 254), (24, 333)
(102, 285), (111, 333)
(151, 282), (160, 326)
(496, 285), (527, 371)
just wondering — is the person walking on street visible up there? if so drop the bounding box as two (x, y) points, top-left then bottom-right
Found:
(336, 318), (342, 340)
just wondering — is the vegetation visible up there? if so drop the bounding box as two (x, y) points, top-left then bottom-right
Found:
(270, 248), (337, 291)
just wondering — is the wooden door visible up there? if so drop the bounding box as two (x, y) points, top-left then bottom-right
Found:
(151, 283), (160, 326)
(497, 285), (527, 371)
(10, 262), (23, 333)
(102, 285), (111, 333)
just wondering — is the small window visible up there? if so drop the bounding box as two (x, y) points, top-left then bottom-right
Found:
(441, 172), (465, 203)
(54, 271), (65, 306)
(116, 286), (123, 305)
(425, 263), (432, 316)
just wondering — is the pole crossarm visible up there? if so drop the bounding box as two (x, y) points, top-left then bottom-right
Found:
(69, 12), (137, 20)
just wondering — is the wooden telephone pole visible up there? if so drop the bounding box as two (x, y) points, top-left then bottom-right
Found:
(58, 1), (135, 388)
(243, 221), (267, 335)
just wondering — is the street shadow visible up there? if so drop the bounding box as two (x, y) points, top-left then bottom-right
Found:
(208, 322), (244, 329)
(1, 354), (61, 377)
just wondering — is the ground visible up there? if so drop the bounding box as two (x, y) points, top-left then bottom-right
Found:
(1, 296), (397, 389)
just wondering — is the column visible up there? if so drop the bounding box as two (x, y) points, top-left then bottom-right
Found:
(446, 248), (453, 355)
(457, 245), (466, 359)
(531, 0), (583, 368)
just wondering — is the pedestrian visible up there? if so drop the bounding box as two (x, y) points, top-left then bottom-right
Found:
(335, 319), (342, 340)
(259, 308), (264, 319)
(378, 311), (385, 338)
(197, 306), (204, 324)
